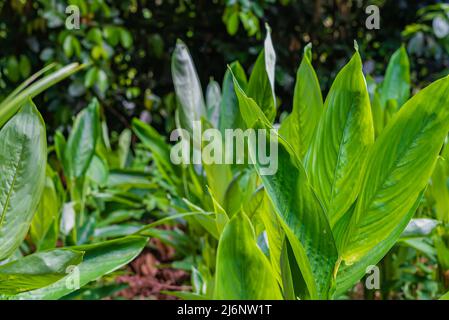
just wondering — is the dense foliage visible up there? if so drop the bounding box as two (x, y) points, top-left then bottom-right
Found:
(2, 0), (449, 300)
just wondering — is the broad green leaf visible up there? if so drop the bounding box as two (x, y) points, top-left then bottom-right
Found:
(306, 52), (374, 229)
(205, 79), (221, 128)
(234, 80), (338, 299)
(279, 44), (323, 160)
(335, 192), (422, 296)
(341, 75), (449, 264)
(219, 61), (247, 132)
(246, 25), (276, 122)
(0, 101), (47, 261)
(31, 171), (60, 250)
(171, 39), (206, 134)
(214, 212), (282, 300)
(379, 46), (410, 109)
(9, 236), (147, 300)
(0, 249), (83, 295)
(65, 98), (100, 179)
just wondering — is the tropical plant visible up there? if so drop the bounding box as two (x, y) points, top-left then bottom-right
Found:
(133, 25), (449, 300)
(0, 65), (150, 299)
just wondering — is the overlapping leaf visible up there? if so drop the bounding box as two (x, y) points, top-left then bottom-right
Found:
(279, 44), (323, 160)
(0, 101), (47, 261)
(306, 52), (374, 229)
(214, 212), (282, 299)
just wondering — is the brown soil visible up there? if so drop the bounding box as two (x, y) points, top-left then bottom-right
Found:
(115, 237), (191, 300)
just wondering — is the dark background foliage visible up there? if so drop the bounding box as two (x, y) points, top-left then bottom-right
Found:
(0, 0), (448, 135)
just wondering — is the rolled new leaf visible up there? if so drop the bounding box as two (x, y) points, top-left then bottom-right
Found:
(171, 39), (207, 134)
(247, 24), (277, 123)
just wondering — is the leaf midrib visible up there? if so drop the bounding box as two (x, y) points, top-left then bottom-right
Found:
(0, 136), (26, 228)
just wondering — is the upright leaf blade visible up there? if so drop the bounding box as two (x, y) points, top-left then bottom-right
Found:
(219, 61), (247, 132)
(279, 44), (323, 160)
(205, 79), (221, 128)
(234, 79), (338, 299)
(171, 39), (207, 134)
(65, 98), (100, 179)
(379, 46), (410, 109)
(0, 101), (47, 261)
(306, 52), (374, 229)
(341, 75), (449, 264)
(214, 212), (282, 300)
(30, 171), (60, 250)
(246, 25), (277, 122)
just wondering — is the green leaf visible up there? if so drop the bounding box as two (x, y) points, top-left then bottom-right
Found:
(9, 236), (147, 300)
(132, 118), (181, 188)
(219, 61), (247, 132)
(214, 212), (282, 300)
(119, 28), (133, 49)
(279, 44), (323, 160)
(335, 192), (423, 296)
(379, 46), (410, 109)
(366, 75), (383, 137)
(97, 69), (108, 94)
(428, 156), (449, 223)
(223, 170), (258, 217)
(205, 79), (221, 128)
(440, 291), (449, 300)
(246, 25), (277, 122)
(63, 35), (74, 58)
(0, 249), (83, 295)
(30, 172), (60, 250)
(86, 27), (103, 44)
(5, 56), (19, 82)
(341, 75), (449, 264)
(306, 52), (374, 229)
(0, 63), (83, 127)
(258, 192), (284, 286)
(84, 67), (98, 88)
(171, 39), (207, 134)
(0, 101), (47, 261)
(65, 98), (100, 179)
(18, 55), (31, 79)
(234, 79), (338, 299)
